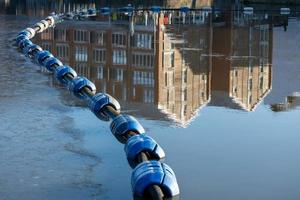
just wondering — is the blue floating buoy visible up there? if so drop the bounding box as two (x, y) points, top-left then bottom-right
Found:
(18, 30), (31, 38)
(68, 76), (96, 99)
(23, 44), (42, 58)
(131, 161), (180, 198)
(44, 57), (63, 72)
(18, 28), (35, 39)
(125, 134), (165, 168)
(18, 39), (33, 50)
(55, 65), (77, 86)
(15, 35), (29, 46)
(35, 50), (54, 66)
(89, 93), (121, 121)
(110, 114), (145, 143)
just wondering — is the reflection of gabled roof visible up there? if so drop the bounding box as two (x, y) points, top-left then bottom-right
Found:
(119, 102), (168, 121)
(120, 100), (211, 127)
(158, 99), (211, 128)
(209, 89), (272, 112)
(245, 88), (272, 111)
(208, 91), (246, 111)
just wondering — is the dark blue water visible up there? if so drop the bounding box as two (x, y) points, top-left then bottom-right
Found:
(1, 1), (300, 200)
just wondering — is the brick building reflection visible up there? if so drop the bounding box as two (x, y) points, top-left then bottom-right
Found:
(210, 9), (273, 111)
(34, 9), (273, 126)
(157, 12), (212, 125)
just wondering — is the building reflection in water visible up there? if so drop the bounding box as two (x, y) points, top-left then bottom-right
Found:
(33, 8), (273, 126)
(210, 8), (273, 112)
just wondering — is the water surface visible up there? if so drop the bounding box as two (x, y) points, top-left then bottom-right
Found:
(1, 1), (300, 200)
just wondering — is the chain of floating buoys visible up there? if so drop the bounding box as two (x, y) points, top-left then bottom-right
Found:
(14, 11), (179, 200)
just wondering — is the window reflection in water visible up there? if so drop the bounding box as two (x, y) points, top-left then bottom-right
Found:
(33, 8), (275, 126)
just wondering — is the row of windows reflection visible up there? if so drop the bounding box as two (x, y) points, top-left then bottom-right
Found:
(43, 29), (154, 49)
(73, 65), (155, 87)
(44, 63), (156, 103)
(41, 42), (155, 67)
(37, 23), (160, 104)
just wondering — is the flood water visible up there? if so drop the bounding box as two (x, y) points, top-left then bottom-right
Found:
(1, 1), (300, 200)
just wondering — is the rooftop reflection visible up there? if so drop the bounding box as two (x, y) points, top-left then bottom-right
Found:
(32, 8), (276, 126)
(0, 0), (213, 16)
